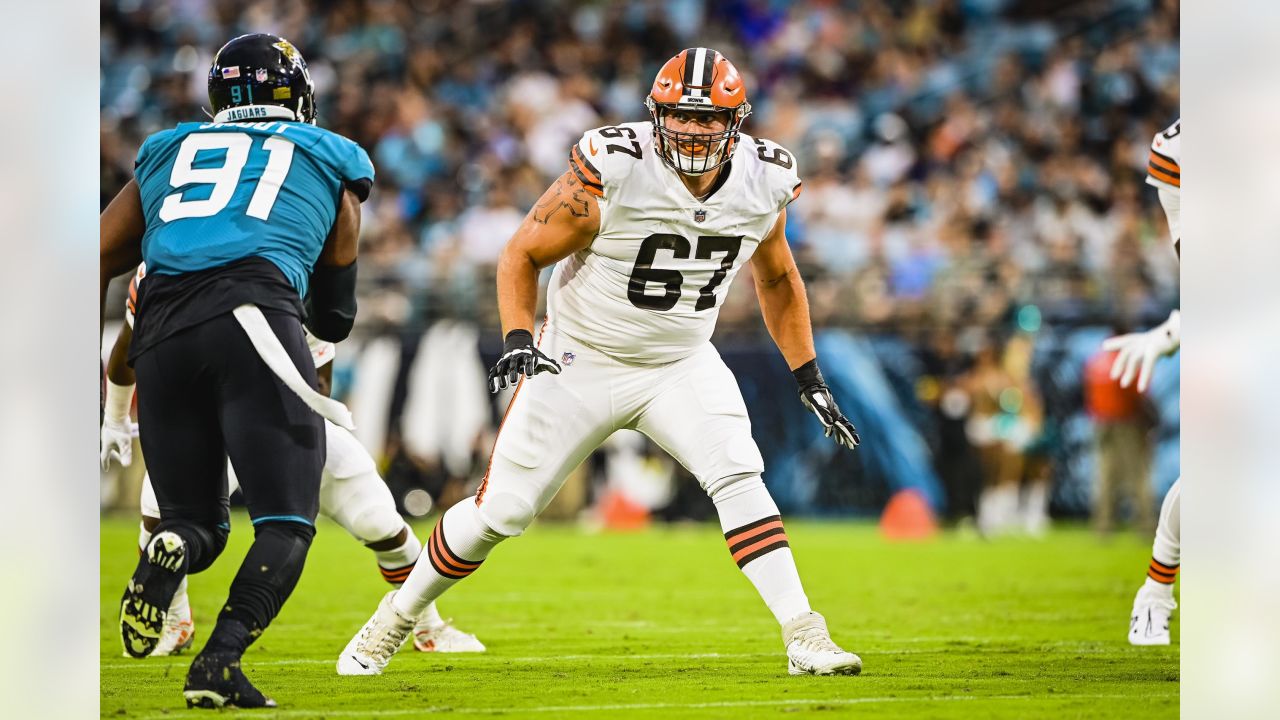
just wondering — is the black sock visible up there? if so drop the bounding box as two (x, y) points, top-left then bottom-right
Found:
(204, 521), (315, 656)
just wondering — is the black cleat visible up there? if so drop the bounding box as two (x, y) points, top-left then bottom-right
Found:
(120, 531), (188, 658)
(183, 651), (277, 709)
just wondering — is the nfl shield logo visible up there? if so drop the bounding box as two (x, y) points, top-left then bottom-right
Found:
(560, 351), (576, 366)
(693, 209), (707, 222)
(256, 68), (269, 83)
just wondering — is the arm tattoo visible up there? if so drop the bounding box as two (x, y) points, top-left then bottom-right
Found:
(760, 266), (796, 288)
(533, 173), (591, 225)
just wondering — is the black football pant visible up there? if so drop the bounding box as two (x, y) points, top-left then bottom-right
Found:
(133, 309), (324, 654)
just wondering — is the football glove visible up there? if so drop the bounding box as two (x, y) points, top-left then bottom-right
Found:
(1101, 309), (1180, 393)
(100, 416), (137, 470)
(793, 359), (860, 450)
(488, 329), (561, 393)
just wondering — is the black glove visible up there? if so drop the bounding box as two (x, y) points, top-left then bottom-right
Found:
(793, 359), (860, 449)
(488, 329), (561, 393)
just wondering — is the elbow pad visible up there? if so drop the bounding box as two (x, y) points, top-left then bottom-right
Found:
(304, 261), (358, 342)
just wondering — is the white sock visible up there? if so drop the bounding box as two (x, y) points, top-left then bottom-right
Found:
(418, 602), (444, 628)
(392, 498), (504, 617)
(713, 477), (811, 625)
(169, 576), (190, 615)
(1152, 479), (1181, 567)
(373, 525), (422, 586)
(138, 521), (154, 554)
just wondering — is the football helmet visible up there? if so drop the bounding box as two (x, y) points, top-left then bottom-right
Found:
(645, 47), (751, 176)
(208, 33), (316, 124)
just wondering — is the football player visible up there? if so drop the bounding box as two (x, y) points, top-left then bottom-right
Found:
(1102, 119), (1181, 645)
(338, 48), (863, 677)
(101, 34), (368, 708)
(102, 265), (485, 658)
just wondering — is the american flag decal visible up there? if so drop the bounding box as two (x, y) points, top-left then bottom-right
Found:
(221, 66), (240, 79)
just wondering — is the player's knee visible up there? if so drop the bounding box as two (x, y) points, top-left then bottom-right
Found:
(346, 503), (405, 545)
(699, 435), (765, 499)
(251, 519), (317, 560)
(476, 492), (537, 538)
(705, 471), (766, 503)
(153, 519), (230, 574)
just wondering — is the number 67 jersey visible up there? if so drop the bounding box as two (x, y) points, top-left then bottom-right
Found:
(551, 121), (802, 363)
(133, 120), (374, 297)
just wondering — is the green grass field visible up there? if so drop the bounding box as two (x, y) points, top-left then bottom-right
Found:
(100, 514), (1178, 718)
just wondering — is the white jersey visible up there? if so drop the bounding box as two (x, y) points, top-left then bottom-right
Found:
(1146, 119), (1181, 251)
(124, 261), (335, 368)
(551, 121), (801, 363)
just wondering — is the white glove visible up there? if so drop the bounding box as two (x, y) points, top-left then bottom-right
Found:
(101, 378), (138, 470)
(1101, 309), (1180, 393)
(100, 416), (137, 470)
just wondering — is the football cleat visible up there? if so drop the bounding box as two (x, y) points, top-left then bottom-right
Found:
(413, 617), (486, 653)
(337, 591), (415, 675)
(183, 651), (276, 709)
(151, 588), (195, 657)
(120, 531), (188, 659)
(782, 611), (863, 676)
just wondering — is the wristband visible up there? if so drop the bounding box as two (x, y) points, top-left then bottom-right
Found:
(792, 358), (823, 389)
(105, 379), (135, 423)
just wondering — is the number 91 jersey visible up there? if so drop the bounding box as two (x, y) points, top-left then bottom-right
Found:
(551, 121), (801, 364)
(133, 121), (374, 297)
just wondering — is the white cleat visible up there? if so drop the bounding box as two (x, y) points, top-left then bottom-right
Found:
(152, 584), (195, 657)
(413, 618), (486, 653)
(1129, 602), (1175, 646)
(337, 591), (415, 676)
(782, 611), (862, 676)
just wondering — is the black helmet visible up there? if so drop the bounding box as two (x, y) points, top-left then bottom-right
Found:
(208, 33), (315, 124)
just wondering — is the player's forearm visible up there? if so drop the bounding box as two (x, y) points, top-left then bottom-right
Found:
(756, 270), (817, 370)
(106, 322), (136, 386)
(496, 246), (541, 336)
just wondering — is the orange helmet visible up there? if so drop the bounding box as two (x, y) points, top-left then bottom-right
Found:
(645, 47), (752, 176)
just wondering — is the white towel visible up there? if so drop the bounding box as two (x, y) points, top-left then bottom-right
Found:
(231, 304), (355, 430)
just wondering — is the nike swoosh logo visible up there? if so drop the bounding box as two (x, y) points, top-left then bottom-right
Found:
(351, 655), (369, 670)
(588, 138), (598, 156)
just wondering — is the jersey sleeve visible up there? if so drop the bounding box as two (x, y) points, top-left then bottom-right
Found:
(749, 136), (803, 213)
(568, 128), (607, 198)
(307, 128), (375, 202)
(567, 123), (650, 200)
(339, 142), (375, 202)
(1146, 120), (1180, 193)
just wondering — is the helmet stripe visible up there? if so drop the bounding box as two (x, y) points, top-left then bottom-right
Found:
(681, 48), (699, 87)
(690, 47), (708, 86)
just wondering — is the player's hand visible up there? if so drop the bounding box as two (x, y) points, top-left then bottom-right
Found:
(488, 329), (561, 393)
(1101, 310), (1180, 393)
(793, 359), (860, 450)
(100, 416), (137, 470)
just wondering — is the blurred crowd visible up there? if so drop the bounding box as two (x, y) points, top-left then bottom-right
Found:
(100, 0), (1180, 525)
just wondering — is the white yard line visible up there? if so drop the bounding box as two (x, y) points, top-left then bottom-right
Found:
(103, 639), (1126, 671)
(137, 692), (1175, 719)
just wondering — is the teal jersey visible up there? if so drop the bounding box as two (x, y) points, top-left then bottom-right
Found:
(134, 121), (374, 297)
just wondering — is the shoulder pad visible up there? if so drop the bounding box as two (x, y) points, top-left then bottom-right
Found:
(1147, 120), (1180, 192)
(569, 122), (653, 199)
(134, 128), (178, 172)
(302, 127), (376, 201)
(741, 134), (803, 212)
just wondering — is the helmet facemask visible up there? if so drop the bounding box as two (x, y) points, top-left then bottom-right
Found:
(646, 98), (750, 176)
